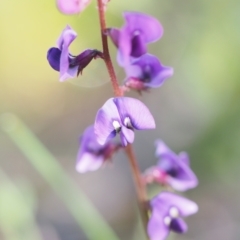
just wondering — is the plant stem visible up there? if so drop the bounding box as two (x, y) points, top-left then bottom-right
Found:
(96, 1), (149, 238)
(97, 0), (122, 97)
(125, 145), (149, 234)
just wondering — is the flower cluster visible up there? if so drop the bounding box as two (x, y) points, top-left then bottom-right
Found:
(145, 141), (198, 239)
(47, 1), (198, 240)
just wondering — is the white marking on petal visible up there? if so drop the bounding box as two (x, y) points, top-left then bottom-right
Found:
(133, 30), (140, 36)
(113, 120), (121, 131)
(164, 216), (171, 226)
(124, 117), (132, 128)
(169, 207), (179, 218)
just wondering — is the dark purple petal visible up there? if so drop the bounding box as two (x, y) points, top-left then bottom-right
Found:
(94, 98), (121, 145)
(148, 207), (169, 240)
(153, 192), (198, 217)
(113, 97), (155, 130)
(123, 12), (163, 43)
(130, 33), (147, 57)
(70, 49), (103, 75)
(170, 218), (188, 233)
(47, 47), (61, 71)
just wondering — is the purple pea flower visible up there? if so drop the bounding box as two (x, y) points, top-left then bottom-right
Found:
(144, 140), (198, 191)
(107, 12), (163, 66)
(148, 192), (198, 240)
(47, 25), (103, 82)
(94, 97), (155, 146)
(124, 54), (173, 92)
(76, 125), (120, 173)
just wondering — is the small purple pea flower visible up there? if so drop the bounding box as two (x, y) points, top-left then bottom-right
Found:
(94, 97), (155, 146)
(148, 192), (198, 240)
(76, 125), (121, 173)
(144, 140), (198, 191)
(107, 12), (163, 66)
(124, 54), (173, 92)
(47, 25), (103, 82)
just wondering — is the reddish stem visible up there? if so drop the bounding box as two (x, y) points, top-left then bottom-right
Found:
(97, 0), (122, 97)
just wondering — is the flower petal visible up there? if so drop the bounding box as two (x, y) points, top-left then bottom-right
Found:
(153, 192), (198, 217)
(107, 28), (120, 47)
(120, 126), (134, 146)
(123, 12), (163, 43)
(76, 152), (103, 173)
(47, 47), (61, 71)
(94, 98), (121, 145)
(148, 206), (169, 240)
(170, 218), (188, 233)
(117, 26), (131, 66)
(56, 25), (77, 50)
(146, 66), (173, 88)
(56, 0), (91, 15)
(155, 140), (174, 158)
(113, 97), (155, 130)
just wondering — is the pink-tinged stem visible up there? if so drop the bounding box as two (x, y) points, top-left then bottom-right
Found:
(97, 0), (122, 97)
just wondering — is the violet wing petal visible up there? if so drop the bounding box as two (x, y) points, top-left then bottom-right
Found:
(155, 140), (175, 158)
(76, 126), (104, 173)
(155, 192), (198, 217)
(170, 218), (188, 233)
(167, 161), (198, 191)
(178, 152), (190, 166)
(94, 98), (121, 145)
(146, 66), (173, 88)
(58, 26), (77, 81)
(123, 12), (163, 43)
(108, 28), (120, 47)
(117, 26), (131, 66)
(56, 25), (77, 50)
(113, 97), (155, 130)
(148, 206), (169, 240)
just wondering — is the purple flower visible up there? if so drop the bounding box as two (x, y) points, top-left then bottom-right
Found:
(107, 12), (163, 66)
(56, 0), (91, 15)
(94, 97), (155, 146)
(47, 25), (103, 82)
(124, 54), (173, 91)
(148, 192), (198, 240)
(145, 140), (198, 191)
(76, 125), (120, 173)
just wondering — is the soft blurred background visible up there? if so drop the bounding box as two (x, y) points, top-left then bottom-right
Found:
(0, 0), (240, 239)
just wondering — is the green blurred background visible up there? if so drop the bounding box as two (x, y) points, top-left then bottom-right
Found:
(1, 0), (240, 239)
